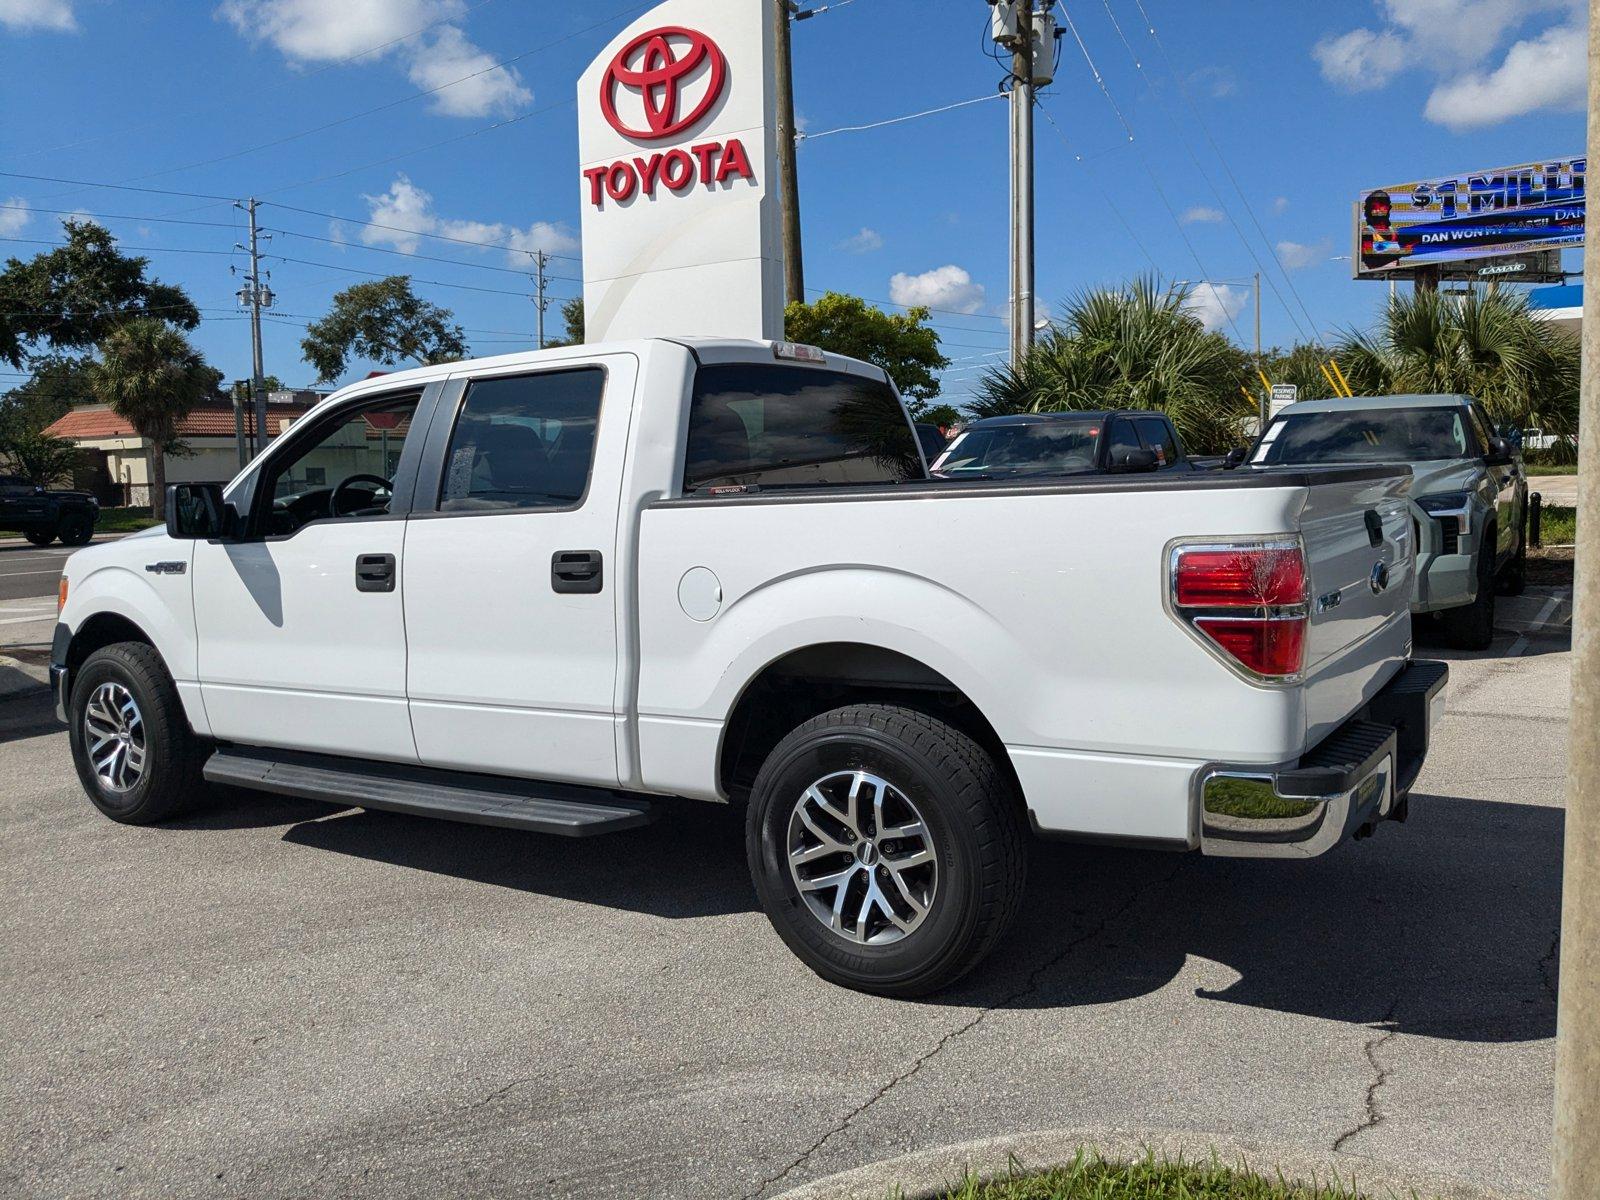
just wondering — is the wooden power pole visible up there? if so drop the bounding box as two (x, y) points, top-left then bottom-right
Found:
(775, 0), (804, 306)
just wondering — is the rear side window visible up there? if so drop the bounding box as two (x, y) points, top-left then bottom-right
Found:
(439, 368), (605, 512)
(1136, 418), (1178, 466)
(1105, 418), (1142, 464)
(683, 363), (923, 492)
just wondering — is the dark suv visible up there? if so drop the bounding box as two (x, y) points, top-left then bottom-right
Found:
(0, 475), (99, 546)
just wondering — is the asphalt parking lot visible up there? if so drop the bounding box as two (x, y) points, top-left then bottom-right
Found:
(0, 572), (1572, 1199)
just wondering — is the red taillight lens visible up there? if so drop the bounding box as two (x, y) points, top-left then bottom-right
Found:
(1174, 547), (1307, 608)
(1171, 541), (1309, 680)
(1194, 617), (1307, 677)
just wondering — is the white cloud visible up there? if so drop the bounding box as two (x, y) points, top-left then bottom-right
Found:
(1423, 22), (1586, 128)
(1180, 206), (1224, 225)
(1277, 238), (1333, 269)
(1184, 283), (1246, 333)
(361, 175), (576, 263)
(888, 265), (986, 314)
(1313, 0), (1586, 127)
(838, 228), (883, 254)
(1188, 66), (1237, 98)
(405, 25), (531, 118)
(0, 0), (77, 32)
(1312, 27), (1409, 90)
(218, 0), (527, 119)
(0, 197), (30, 237)
(1272, 196), (1290, 214)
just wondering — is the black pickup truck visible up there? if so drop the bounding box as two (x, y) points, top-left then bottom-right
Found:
(928, 410), (1207, 479)
(0, 475), (99, 546)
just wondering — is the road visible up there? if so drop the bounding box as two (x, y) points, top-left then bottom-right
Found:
(0, 536), (124, 604)
(0, 587), (1571, 1199)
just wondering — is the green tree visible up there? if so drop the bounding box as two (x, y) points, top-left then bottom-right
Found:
(1259, 343), (1341, 402)
(0, 429), (83, 487)
(300, 276), (467, 382)
(1335, 288), (1579, 438)
(545, 295), (586, 348)
(0, 355), (95, 446)
(0, 221), (199, 369)
(974, 278), (1253, 453)
(784, 292), (949, 412)
(90, 320), (220, 520)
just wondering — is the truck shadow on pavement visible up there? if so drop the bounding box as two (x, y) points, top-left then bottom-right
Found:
(275, 789), (1559, 1044)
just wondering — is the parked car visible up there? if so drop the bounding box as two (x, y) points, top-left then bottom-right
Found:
(1250, 393), (1526, 649)
(913, 422), (949, 460)
(51, 339), (1444, 996)
(929, 410), (1195, 479)
(0, 475), (99, 546)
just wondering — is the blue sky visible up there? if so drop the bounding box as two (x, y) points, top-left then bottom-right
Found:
(0, 0), (1589, 407)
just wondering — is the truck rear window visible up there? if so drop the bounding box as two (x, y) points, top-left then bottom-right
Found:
(683, 363), (924, 492)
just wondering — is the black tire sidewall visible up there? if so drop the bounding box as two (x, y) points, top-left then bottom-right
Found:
(60, 514), (94, 546)
(748, 720), (986, 993)
(24, 530), (57, 546)
(67, 647), (187, 823)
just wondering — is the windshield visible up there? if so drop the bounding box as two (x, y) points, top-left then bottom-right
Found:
(931, 418), (1102, 477)
(1253, 406), (1472, 465)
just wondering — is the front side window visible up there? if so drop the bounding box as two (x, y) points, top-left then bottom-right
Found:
(1136, 418), (1178, 466)
(683, 363), (922, 492)
(439, 368), (605, 512)
(1253, 406), (1471, 465)
(261, 395), (419, 535)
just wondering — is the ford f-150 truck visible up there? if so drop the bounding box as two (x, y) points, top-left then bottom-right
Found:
(49, 338), (1446, 996)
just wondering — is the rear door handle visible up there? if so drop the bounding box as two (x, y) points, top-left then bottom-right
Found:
(355, 553), (396, 593)
(552, 550), (603, 595)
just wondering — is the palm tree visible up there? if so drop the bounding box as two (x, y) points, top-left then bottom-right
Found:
(974, 278), (1254, 453)
(91, 319), (218, 519)
(1336, 289), (1579, 440)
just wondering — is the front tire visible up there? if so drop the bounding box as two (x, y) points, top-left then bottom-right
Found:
(68, 642), (206, 824)
(746, 704), (1026, 997)
(58, 512), (95, 547)
(24, 529), (56, 547)
(1438, 526), (1497, 650)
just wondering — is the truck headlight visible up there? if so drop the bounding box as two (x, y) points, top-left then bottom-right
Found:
(1416, 492), (1472, 538)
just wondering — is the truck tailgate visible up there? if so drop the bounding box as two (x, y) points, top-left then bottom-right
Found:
(1295, 469), (1415, 745)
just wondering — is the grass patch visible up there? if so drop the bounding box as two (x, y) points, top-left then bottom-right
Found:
(932, 1153), (1394, 1199)
(1523, 463), (1578, 476)
(95, 506), (160, 533)
(1536, 504), (1577, 546)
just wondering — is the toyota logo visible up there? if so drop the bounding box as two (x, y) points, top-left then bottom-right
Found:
(600, 26), (728, 142)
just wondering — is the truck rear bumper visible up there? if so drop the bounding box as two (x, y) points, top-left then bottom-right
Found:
(1197, 658), (1448, 859)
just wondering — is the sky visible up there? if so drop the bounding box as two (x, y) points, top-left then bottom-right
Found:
(0, 0), (1590, 408)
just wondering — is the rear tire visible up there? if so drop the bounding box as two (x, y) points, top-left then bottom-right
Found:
(68, 642), (206, 825)
(59, 512), (95, 546)
(746, 704), (1027, 997)
(24, 529), (56, 547)
(1438, 527), (1497, 651)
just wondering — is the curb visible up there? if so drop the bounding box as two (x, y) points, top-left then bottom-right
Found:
(769, 1126), (1535, 1200)
(0, 655), (49, 700)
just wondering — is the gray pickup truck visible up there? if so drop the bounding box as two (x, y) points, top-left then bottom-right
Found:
(1251, 394), (1526, 649)
(0, 475), (99, 547)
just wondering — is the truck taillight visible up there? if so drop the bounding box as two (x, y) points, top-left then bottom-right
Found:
(1169, 540), (1309, 682)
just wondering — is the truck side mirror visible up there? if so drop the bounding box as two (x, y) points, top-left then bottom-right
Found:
(1223, 447), (1248, 469)
(1109, 448), (1160, 473)
(1485, 437), (1513, 467)
(166, 483), (228, 540)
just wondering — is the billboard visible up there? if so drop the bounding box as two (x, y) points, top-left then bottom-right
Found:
(1355, 158), (1585, 279)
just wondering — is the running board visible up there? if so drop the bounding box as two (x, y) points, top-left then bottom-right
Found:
(204, 748), (656, 837)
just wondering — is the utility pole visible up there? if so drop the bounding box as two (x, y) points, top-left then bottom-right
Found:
(1550, 14), (1600, 1199)
(1007, 2), (1036, 367)
(1254, 271), (1265, 432)
(532, 251), (550, 349)
(235, 198), (270, 461)
(775, 0), (805, 306)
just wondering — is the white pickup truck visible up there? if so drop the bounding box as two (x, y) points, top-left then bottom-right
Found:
(50, 338), (1446, 996)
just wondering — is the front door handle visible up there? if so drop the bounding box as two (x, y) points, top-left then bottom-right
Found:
(552, 550), (603, 595)
(355, 553), (396, 593)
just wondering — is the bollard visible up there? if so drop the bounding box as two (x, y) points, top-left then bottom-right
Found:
(1531, 492), (1543, 549)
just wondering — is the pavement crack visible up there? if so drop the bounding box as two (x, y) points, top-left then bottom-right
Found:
(1332, 999), (1399, 1154)
(742, 861), (1187, 1200)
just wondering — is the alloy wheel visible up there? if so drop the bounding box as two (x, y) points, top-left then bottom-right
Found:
(83, 681), (146, 793)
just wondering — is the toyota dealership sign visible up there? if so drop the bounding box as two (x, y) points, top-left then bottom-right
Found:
(578, 1), (782, 343)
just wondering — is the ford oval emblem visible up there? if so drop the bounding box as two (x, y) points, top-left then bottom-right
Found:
(1369, 561), (1391, 595)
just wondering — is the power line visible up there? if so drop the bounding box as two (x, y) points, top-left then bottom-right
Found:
(1, 235), (239, 257)
(805, 287), (1009, 324)
(264, 226), (574, 276)
(0, 172), (236, 203)
(1033, 105), (1159, 274)
(263, 198), (583, 262)
(0, 203), (242, 230)
(797, 93), (1005, 143)
(264, 252), (571, 297)
(1123, 0), (1325, 342)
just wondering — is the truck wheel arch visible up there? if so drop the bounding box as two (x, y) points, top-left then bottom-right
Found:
(64, 612), (158, 682)
(716, 642), (1023, 808)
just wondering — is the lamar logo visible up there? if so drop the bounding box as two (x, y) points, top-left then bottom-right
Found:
(584, 24), (754, 209)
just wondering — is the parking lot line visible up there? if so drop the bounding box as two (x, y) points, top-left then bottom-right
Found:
(1508, 593), (1566, 659)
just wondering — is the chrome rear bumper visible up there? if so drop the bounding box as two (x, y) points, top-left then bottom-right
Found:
(1198, 659), (1448, 859)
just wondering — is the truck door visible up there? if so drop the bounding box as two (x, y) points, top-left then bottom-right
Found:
(193, 389), (426, 762)
(402, 357), (636, 786)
